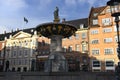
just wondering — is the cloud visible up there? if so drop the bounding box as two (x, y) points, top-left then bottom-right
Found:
(65, 0), (108, 7)
(38, 0), (52, 10)
(0, 0), (27, 11)
(65, 0), (77, 6)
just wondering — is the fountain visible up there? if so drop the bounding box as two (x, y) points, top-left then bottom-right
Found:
(36, 7), (77, 72)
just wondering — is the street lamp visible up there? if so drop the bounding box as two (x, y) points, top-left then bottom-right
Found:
(107, 0), (120, 80)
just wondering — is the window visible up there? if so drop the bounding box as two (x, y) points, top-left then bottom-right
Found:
(24, 50), (28, 56)
(92, 49), (100, 55)
(25, 59), (28, 65)
(92, 60), (101, 67)
(75, 44), (80, 51)
(91, 39), (99, 44)
(63, 46), (67, 52)
(102, 18), (111, 26)
(105, 59), (115, 71)
(103, 28), (112, 33)
(80, 24), (84, 29)
(106, 60), (114, 67)
(93, 13), (98, 17)
(19, 50), (22, 56)
(104, 38), (112, 43)
(106, 8), (111, 13)
(13, 51), (16, 57)
(82, 43), (87, 52)
(92, 60), (101, 71)
(91, 30), (99, 34)
(104, 48), (113, 54)
(75, 33), (79, 39)
(82, 33), (86, 39)
(93, 19), (98, 25)
(68, 46), (72, 52)
(18, 59), (22, 65)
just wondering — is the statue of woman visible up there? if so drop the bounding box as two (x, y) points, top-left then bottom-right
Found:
(54, 7), (59, 19)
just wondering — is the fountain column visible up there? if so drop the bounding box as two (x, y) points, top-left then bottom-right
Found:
(36, 7), (77, 72)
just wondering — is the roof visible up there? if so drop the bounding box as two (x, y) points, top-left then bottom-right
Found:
(88, 6), (107, 26)
(89, 6), (107, 18)
(65, 18), (88, 29)
(0, 28), (35, 41)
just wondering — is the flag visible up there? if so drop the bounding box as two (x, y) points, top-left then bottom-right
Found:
(24, 17), (28, 24)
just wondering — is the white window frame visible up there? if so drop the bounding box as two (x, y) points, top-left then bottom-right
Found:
(75, 44), (80, 51)
(105, 59), (115, 71)
(104, 48), (113, 55)
(80, 24), (84, 29)
(91, 39), (99, 44)
(91, 30), (99, 34)
(82, 32), (87, 39)
(93, 19), (98, 25)
(102, 18), (111, 26)
(92, 60), (101, 70)
(104, 38), (113, 43)
(63, 46), (67, 52)
(92, 49), (100, 55)
(68, 46), (72, 52)
(75, 33), (79, 39)
(103, 28), (112, 33)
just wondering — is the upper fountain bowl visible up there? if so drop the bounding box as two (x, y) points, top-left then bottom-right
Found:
(36, 22), (77, 38)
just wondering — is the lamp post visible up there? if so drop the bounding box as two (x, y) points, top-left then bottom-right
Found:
(107, 0), (120, 80)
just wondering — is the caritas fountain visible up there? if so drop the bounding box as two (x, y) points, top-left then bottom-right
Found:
(36, 7), (77, 72)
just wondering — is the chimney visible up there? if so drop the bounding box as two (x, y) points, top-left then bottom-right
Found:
(11, 29), (13, 33)
(16, 28), (19, 31)
(4, 31), (6, 34)
(62, 18), (66, 23)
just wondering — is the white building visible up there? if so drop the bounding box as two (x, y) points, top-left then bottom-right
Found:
(4, 28), (38, 72)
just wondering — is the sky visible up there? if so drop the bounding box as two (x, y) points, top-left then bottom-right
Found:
(0, 0), (109, 34)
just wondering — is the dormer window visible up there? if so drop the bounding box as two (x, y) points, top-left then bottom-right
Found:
(31, 29), (33, 32)
(80, 24), (84, 29)
(4, 37), (7, 40)
(34, 31), (37, 35)
(9, 35), (12, 38)
(93, 13), (98, 17)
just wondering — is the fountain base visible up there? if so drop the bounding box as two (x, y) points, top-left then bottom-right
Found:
(44, 52), (68, 72)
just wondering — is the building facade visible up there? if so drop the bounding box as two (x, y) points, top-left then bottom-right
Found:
(89, 6), (119, 72)
(0, 5), (119, 72)
(0, 28), (38, 72)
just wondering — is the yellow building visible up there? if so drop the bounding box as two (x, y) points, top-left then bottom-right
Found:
(89, 6), (119, 72)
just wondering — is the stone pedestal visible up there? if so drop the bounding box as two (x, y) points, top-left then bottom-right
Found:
(44, 35), (68, 72)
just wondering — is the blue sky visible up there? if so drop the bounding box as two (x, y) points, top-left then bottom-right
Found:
(0, 0), (109, 34)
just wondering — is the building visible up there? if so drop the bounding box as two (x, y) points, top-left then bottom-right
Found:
(89, 6), (119, 72)
(63, 18), (89, 71)
(0, 40), (6, 71)
(0, 5), (119, 72)
(0, 28), (38, 72)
